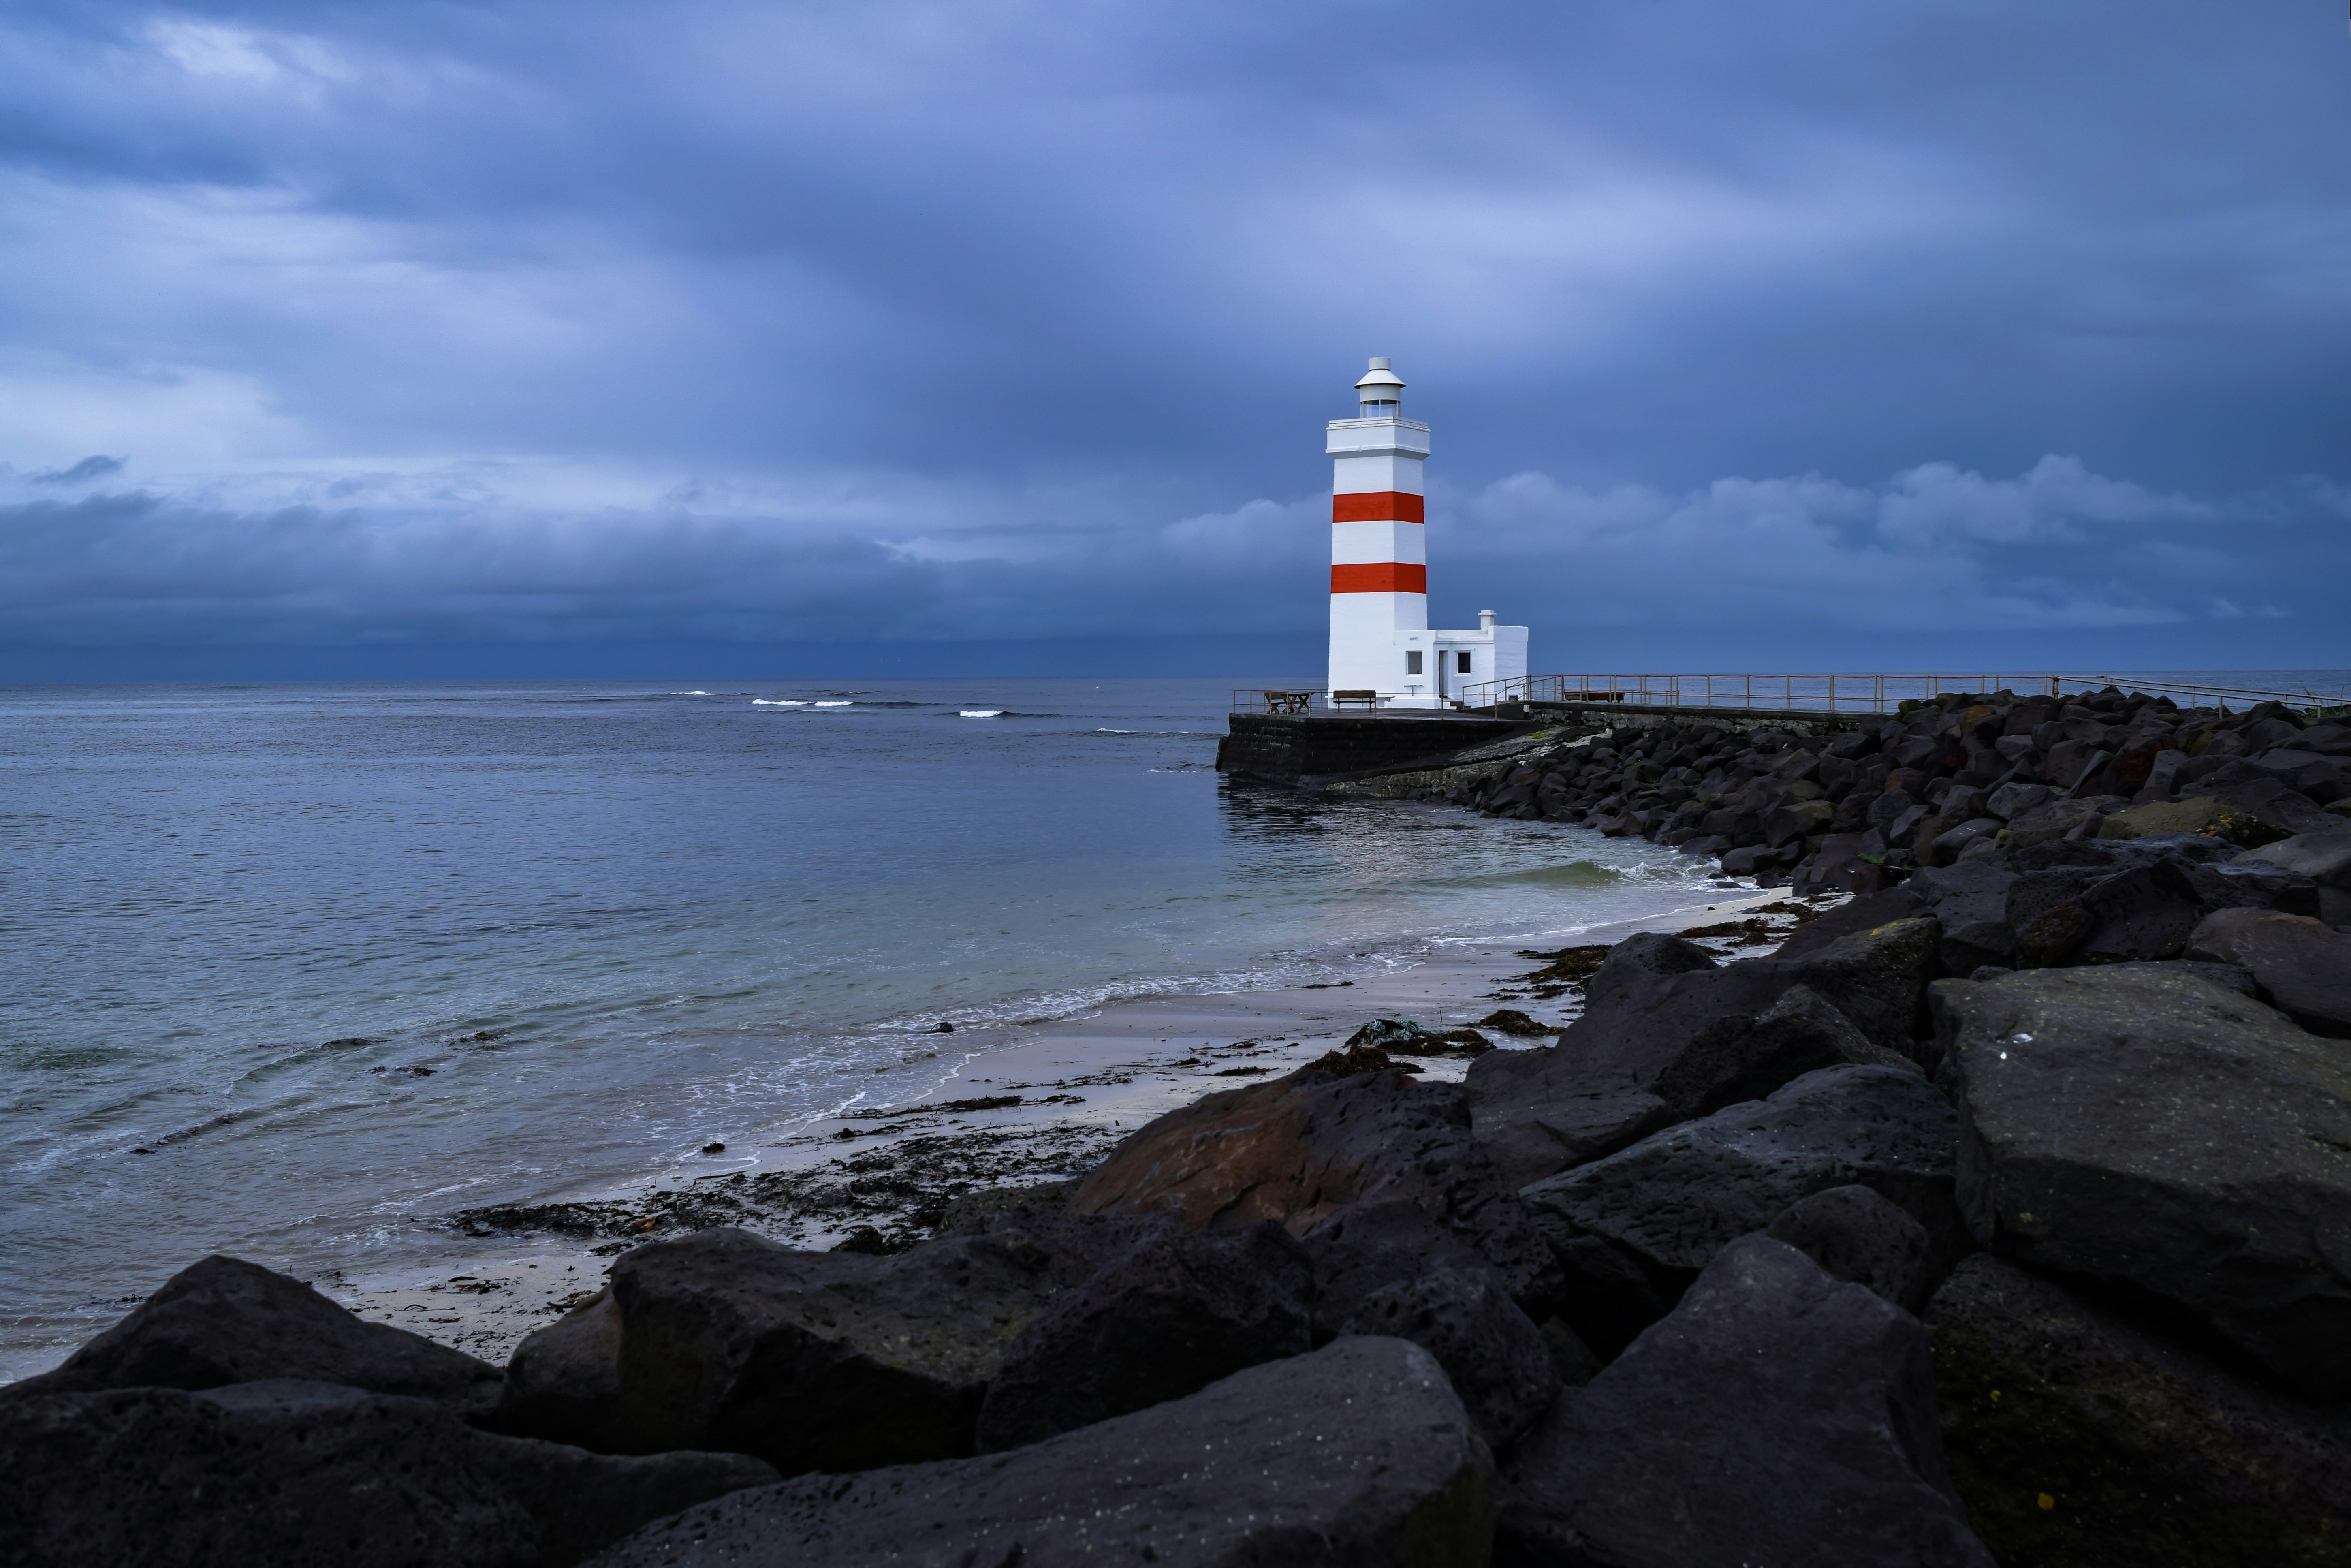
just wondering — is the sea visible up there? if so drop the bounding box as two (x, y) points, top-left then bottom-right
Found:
(0, 676), (1751, 1379)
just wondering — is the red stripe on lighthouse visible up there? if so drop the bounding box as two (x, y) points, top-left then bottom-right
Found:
(1331, 563), (1427, 594)
(1332, 491), (1424, 523)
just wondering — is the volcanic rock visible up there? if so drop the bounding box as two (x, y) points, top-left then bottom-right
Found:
(1928, 1256), (2351, 1568)
(585, 1337), (1496, 1568)
(2184, 907), (2351, 1037)
(0, 1378), (774, 1568)
(599, 1226), (1087, 1473)
(972, 1220), (1311, 1452)
(2, 1254), (502, 1419)
(1517, 1064), (1964, 1354)
(1466, 921), (1941, 1190)
(1934, 965), (2351, 1397)
(1068, 1063), (1559, 1313)
(1766, 1182), (1935, 1312)
(1495, 1235), (1992, 1568)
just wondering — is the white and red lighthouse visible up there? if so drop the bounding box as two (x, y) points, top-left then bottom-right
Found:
(1325, 358), (1526, 707)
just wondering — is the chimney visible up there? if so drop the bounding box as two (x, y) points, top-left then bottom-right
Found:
(1478, 608), (1496, 632)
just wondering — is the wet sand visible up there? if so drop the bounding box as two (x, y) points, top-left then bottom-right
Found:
(331, 885), (1839, 1368)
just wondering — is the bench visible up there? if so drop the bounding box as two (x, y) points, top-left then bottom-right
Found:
(1330, 690), (1382, 711)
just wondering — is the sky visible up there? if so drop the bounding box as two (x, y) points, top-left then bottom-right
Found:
(1, 1), (2347, 681)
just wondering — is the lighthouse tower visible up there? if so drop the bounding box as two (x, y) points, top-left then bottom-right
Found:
(1326, 358), (1526, 707)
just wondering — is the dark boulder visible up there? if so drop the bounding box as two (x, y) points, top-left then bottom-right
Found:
(1766, 1182), (1935, 1312)
(2209, 778), (2340, 840)
(1680, 981), (1924, 1110)
(0, 1378), (775, 1568)
(499, 1287), (628, 1450)
(1495, 1235), (1992, 1568)
(1745, 914), (1943, 1053)
(2004, 797), (2106, 847)
(1340, 1265), (1561, 1452)
(1466, 920), (1942, 1189)
(1302, 1196), (1497, 1331)
(1910, 860), (2020, 974)
(2246, 825), (2351, 927)
(1518, 1064), (1964, 1355)
(1070, 1063), (1560, 1314)
(1928, 1256), (2351, 1568)
(2, 1254), (502, 1419)
(2184, 908), (2351, 1037)
(1300, 1198), (1574, 1440)
(972, 1220), (1311, 1452)
(1933, 965), (2351, 1397)
(586, 1337), (1496, 1568)
(1768, 883), (1927, 959)
(602, 1226), (1090, 1473)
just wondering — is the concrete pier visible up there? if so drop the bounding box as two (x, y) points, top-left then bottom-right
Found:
(1215, 712), (1529, 788)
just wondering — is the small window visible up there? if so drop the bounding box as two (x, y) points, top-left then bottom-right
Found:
(1456, 651), (1473, 674)
(1405, 651), (1423, 675)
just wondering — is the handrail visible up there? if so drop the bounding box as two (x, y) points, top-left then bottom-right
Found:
(1454, 673), (2351, 721)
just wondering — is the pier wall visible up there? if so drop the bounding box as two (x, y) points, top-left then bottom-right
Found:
(1215, 713), (1527, 788)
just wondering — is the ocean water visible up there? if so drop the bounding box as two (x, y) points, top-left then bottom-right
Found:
(0, 677), (1739, 1377)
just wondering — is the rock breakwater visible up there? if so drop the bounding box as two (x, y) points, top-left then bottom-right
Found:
(1408, 688), (2351, 897)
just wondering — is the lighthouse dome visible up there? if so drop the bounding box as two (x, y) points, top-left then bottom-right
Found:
(1355, 357), (1404, 415)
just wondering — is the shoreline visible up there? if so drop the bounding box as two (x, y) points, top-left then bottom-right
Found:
(327, 882), (1840, 1369)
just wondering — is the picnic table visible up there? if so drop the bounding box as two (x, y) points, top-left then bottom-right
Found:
(1262, 690), (1317, 715)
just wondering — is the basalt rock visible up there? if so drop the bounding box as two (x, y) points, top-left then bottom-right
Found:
(1339, 1265), (1561, 1452)
(2098, 794), (2290, 848)
(0, 1378), (775, 1568)
(1466, 921), (1941, 1190)
(585, 1337), (1496, 1568)
(1933, 965), (2351, 1397)
(2246, 825), (2351, 927)
(2184, 908), (2351, 1037)
(499, 1288), (628, 1451)
(1928, 1256), (2351, 1568)
(1495, 1236), (1992, 1568)
(1909, 861), (2021, 974)
(1766, 1182), (1935, 1313)
(972, 1220), (1311, 1452)
(1769, 883), (1927, 959)
(1068, 1062), (1560, 1314)
(1516, 1065), (1965, 1356)
(2, 1254), (503, 1420)
(599, 1226), (1096, 1473)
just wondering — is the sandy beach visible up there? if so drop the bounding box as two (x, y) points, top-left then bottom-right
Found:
(331, 884), (1840, 1368)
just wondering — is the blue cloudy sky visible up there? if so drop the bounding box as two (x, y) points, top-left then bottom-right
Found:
(1, 1), (2346, 680)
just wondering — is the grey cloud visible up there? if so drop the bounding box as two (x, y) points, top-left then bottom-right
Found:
(30, 454), (126, 485)
(0, 1), (2343, 670)
(1, 455), (2337, 667)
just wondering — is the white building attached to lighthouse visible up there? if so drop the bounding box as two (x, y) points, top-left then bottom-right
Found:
(1326, 358), (1527, 707)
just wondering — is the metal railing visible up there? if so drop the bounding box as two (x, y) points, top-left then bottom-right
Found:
(1454, 673), (2351, 720)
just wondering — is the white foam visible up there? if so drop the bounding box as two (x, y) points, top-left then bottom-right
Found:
(960, 710), (1004, 718)
(750, 699), (808, 707)
(672, 691), (713, 697)
(813, 701), (854, 709)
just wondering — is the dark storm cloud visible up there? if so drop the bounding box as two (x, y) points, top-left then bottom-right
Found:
(0, 1), (2343, 667)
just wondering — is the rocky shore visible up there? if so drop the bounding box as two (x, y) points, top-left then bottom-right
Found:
(8, 704), (2351, 1562)
(1413, 687), (2351, 899)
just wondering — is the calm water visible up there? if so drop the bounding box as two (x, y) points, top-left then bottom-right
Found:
(1, 677), (1740, 1376)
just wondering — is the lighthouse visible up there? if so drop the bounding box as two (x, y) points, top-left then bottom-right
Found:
(1325, 358), (1527, 707)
